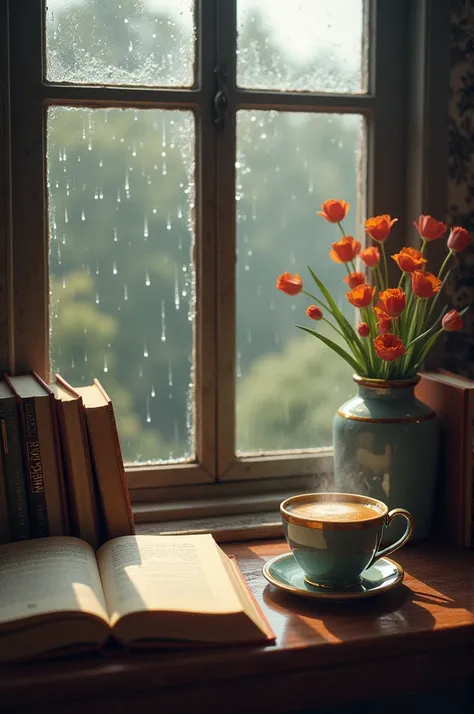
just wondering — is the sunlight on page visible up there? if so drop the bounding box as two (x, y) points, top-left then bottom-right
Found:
(0, 537), (109, 623)
(98, 534), (243, 626)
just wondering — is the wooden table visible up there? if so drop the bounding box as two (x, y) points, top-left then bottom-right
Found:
(2, 541), (474, 714)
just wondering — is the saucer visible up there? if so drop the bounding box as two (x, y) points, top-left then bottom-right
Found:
(262, 552), (404, 600)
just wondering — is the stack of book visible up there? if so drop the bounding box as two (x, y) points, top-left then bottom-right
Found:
(416, 370), (474, 547)
(0, 373), (134, 549)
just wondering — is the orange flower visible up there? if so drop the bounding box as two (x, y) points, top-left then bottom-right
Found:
(276, 272), (303, 296)
(414, 215), (446, 241)
(391, 247), (427, 273)
(447, 226), (471, 253)
(442, 309), (463, 332)
(306, 305), (323, 321)
(344, 271), (366, 289)
(365, 214), (398, 243)
(346, 284), (376, 308)
(373, 307), (392, 334)
(317, 199), (350, 223)
(373, 334), (407, 362)
(411, 270), (442, 299)
(330, 236), (361, 264)
(357, 322), (370, 337)
(360, 246), (380, 267)
(378, 288), (406, 318)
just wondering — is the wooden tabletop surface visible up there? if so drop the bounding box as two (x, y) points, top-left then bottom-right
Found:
(2, 541), (474, 714)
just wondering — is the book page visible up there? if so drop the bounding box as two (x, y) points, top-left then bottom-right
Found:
(97, 534), (243, 626)
(0, 537), (109, 625)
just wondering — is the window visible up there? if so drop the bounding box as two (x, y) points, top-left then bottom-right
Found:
(3, 0), (436, 512)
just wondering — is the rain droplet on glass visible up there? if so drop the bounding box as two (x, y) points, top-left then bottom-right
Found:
(112, 261), (117, 275)
(143, 343), (149, 358)
(103, 356), (108, 373)
(145, 272), (151, 286)
(146, 396), (151, 423)
(124, 284), (128, 301)
(161, 300), (166, 342)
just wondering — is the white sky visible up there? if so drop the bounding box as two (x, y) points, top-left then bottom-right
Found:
(46, 0), (362, 66)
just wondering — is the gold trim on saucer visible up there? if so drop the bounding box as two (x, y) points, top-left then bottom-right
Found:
(262, 553), (404, 600)
(280, 492), (387, 531)
(336, 409), (436, 424)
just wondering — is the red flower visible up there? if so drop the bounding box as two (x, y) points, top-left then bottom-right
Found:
(391, 247), (427, 273)
(447, 226), (471, 253)
(357, 322), (370, 337)
(344, 271), (366, 289)
(306, 305), (323, 321)
(442, 309), (463, 332)
(411, 270), (442, 299)
(360, 246), (380, 267)
(414, 215), (447, 241)
(330, 236), (361, 264)
(378, 288), (406, 318)
(373, 307), (392, 335)
(346, 284), (376, 308)
(276, 272), (303, 296)
(317, 199), (350, 223)
(365, 215), (398, 243)
(374, 334), (407, 362)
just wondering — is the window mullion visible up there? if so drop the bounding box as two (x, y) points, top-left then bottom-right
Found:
(193, 0), (219, 478)
(215, 0), (237, 478)
(10, 0), (48, 377)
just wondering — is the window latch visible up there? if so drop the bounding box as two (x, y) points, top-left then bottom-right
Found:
(213, 66), (228, 129)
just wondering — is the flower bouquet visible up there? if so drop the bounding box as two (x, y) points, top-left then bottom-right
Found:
(277, 199), (472, 380)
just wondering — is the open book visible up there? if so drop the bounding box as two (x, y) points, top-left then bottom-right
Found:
(0, 534), (274, 662)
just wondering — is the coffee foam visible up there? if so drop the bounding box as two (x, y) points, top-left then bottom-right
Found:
(290, 501), (382, 522)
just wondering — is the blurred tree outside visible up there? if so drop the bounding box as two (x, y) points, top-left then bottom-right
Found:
(47, 0), (363, 463)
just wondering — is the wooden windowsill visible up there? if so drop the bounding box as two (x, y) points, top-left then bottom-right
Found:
(2, 541), (474, 714)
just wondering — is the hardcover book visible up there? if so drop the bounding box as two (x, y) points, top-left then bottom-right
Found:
(51, 375), (101, 549)
(416, 371), (474, 546)
(0, 381), (29, 541)
(0, 533), (274, 662)
(5, 373), (68, 538)
(75, 380), (134, 540)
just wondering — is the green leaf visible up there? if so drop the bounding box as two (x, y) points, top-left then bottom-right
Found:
(306, 266), (369, 371)
(296, 325), (364, 373)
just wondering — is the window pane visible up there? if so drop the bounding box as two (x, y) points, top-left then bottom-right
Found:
(237, 0), (365, 93)
(45, 0), (195, 87)
(236, 110), (364, 454)
(47, 107), (195, 464)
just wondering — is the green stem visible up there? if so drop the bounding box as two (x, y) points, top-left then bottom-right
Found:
(380, 242), (389, 291)
(337, 221), (346, 238)
(420, 240), (427, 256)
(397, 271), (405, 288)
(321, 317), (346, 342)
(438, 250), (453, 280)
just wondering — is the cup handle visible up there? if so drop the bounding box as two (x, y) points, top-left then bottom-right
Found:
(373, 508), (414, 561)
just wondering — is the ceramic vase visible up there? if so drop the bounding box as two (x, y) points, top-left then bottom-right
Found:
(333, 376), (439, 543)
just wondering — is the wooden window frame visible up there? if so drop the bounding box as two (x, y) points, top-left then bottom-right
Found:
(1, 0), (450, 517)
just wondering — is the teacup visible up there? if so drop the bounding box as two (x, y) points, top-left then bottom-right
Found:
(280, 492), (413, 588)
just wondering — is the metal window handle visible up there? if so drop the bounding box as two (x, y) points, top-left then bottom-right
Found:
(213, 66), (228, 128)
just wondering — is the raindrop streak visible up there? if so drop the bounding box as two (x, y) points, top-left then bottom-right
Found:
(95, 292), (100, 305)
(113, 227), (118, 242)
(151, 386), (156, 398)
(161, 300), (166, 342)
(124, 284), (128, 301)
(166, 215), (171, 231)
(95, 262), (100, 275)
(64, 208), (68, 223)
(174, 268), (180, 310)
(143, 343), (149, 358)
(103, 356), (108, 373)
(168, 362), (173, 387)
(145, 272), (151, 287)
(81, 209), (86, 221)
(84, 349), (88, 363)
(146, 396), (151, 424)
(112, 261), (118, 275)
(144, 216), (148, 239)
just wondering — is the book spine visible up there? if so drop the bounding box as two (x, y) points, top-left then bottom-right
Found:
(108, 402), (135, 535)
(0, 398), (30, 541)
(20, 398), (49, 538)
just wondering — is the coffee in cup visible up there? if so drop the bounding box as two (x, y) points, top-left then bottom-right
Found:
(280, 493), (413, 589)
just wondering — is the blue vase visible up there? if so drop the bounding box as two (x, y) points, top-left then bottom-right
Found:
(333, 376), (439, 543)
